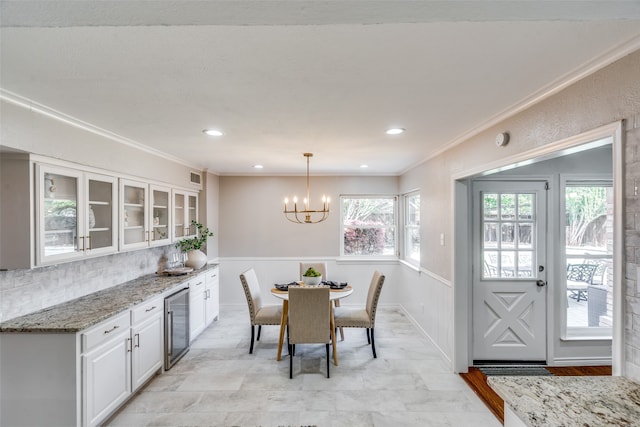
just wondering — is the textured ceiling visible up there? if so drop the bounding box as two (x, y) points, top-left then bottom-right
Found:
(2, 1), (640, 175)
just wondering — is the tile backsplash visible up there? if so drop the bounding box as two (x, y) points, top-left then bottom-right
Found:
(0, 245), (175, 322)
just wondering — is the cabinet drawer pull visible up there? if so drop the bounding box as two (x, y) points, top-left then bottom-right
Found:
(194, 281), (203, 287)
(104, 325), (119, 334)
(145, 305), (157, 312)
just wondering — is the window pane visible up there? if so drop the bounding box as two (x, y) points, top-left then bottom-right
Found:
(484, 193), (498, 220)
(501, 251), (515, 277)
(517, 224), (532, 248)
(484, 223), (498, 248)
(406, 194), (420, 226)
(501, 194), (515, 220)
(342, 196), (397, 257)
(501, 223), (515, 248)
(517, 252), (533, 277)
(343, 227), (395, 256)
(565, 184), (613, 333)
(518, 194), (533, 220)
(483, 251), (499, 278)
(406, 227), (420, 261)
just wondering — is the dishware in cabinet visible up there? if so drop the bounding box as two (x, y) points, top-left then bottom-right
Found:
(119, 179), (149, 250)
(172, 189), (198, 241)
(150, 185), (171, 246)
(36, 164), (117, 265)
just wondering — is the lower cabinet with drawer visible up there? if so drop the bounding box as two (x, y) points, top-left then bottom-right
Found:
(82, 297), (163, 427)
(0, 296), (165, 427)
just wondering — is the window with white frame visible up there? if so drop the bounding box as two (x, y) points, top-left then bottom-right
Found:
(341, 196), (397, 257)
(404, 191), (420, 264)
(562, 179), (613, 338)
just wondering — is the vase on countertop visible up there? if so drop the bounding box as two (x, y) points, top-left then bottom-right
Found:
(185, 249), (207, 269)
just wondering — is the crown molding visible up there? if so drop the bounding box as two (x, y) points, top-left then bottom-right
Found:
(0, 88), (202, 171)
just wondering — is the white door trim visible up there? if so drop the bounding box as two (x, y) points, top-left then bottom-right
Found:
(452, 121), (624, 374)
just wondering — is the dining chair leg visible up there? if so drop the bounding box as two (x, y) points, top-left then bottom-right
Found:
(249, 326), (255, 354)
(326, 343), (330, 378)
(289, 344), (293, 379)
(257, 325), (262, 341)
(370, 328), (377, 358)
(366, 328), (370, 344)
(333, 300), (345, 341)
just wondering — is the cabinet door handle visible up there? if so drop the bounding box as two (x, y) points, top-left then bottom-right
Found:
(145, 230), (150, 242)
(145, 305), (157, 312)
(167, 311), (173, 356)
(78, 236), (85, 251)
(104, 325), (119, 334)
(134, 333), (140, 348)
(86, 235), (92, 250)
(127, 337), (132, 353)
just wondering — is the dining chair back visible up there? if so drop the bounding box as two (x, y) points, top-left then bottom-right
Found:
(287, 286), (332, 378)
(300, 261), (344, 341)
(333, 270), (385, 358)
(239, 268), (282, 354)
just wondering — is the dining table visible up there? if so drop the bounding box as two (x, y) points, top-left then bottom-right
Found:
(271, 283), (353, 365)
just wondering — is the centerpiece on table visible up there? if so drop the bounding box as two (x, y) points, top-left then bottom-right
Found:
(175, 221), (214, 269)
(302, 267), (323, 286)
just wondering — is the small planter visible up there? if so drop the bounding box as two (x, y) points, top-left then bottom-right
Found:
(303, 275), (322, 286)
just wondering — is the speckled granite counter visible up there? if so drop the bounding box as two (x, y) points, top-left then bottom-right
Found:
(0, 264), (218, 333)
(488, 375), (640, 426)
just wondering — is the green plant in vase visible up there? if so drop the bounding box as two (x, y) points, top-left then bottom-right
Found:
(175, 221), (214, 269)
(302, 267), (323, 285)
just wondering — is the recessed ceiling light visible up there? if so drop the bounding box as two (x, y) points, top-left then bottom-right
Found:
(360, 164), (369, 168)
(386, 128), (405, 135)
(253, 164), (264, 169)
(203, 129), (224, 136)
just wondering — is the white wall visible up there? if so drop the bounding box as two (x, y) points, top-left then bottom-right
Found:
(399, 49), (640, 375)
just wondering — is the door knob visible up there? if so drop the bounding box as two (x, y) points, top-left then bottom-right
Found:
(536, 280), (547, 287)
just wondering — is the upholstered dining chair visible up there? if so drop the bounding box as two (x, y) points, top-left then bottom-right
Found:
(299, 262), (344, 341)
(333, 271), (385, 358)
(239, 268), (283, 354)
(287, 286), (332, 378)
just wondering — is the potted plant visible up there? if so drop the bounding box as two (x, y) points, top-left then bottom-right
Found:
(302, 266), (323, 286)
(175, 221), (214, 269)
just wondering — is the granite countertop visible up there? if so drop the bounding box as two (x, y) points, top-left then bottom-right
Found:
(0, 264), (218, 333)
(488, 375), (640, 426)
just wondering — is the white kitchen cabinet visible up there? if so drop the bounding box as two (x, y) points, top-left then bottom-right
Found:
(82, 313), (131, 427)
(189, 273), (207, 340)
(120, 180), (172, 250)
(35, 163), (118, 266)
(131, 297), (164, 390)
(205, 266), (220, 326)
(172, 189), (198, 242)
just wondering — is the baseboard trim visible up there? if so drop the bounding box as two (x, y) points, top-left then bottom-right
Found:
(551, 356), (612, 366)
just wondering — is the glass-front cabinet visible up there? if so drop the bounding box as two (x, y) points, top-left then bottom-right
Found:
(36, 164), (117, 265)
(172, 189), (198, 242)
(150, 185), (171, 246)
(120, 180), (172, 250)
(120, 179), (149, 250)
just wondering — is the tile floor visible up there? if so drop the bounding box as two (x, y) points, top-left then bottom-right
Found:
(106, 306), (501, 427)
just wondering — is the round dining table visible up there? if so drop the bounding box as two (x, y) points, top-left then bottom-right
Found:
(271, 284), (353, 365)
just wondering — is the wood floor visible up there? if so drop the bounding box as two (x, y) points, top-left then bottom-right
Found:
(459, 365), (612, 424)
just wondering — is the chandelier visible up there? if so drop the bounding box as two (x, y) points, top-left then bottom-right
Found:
(283, 153), (330, 224)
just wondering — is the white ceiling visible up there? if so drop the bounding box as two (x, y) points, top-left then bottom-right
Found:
(2, 1), (640, 175)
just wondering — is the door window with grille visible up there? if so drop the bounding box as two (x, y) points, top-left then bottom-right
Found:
(482, 192), (535, 279)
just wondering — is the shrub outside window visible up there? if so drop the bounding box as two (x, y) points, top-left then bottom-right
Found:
(341, 196), (397, 257)
(404, 192), (420, 265)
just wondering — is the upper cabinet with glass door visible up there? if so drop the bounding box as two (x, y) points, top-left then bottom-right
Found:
(36, 164), (117, 265)
(172, 189), (198, 242)
(120, 180), (172, 250)
(150, 185), (171, 246)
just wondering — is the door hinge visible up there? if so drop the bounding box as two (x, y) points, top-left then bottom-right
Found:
(545, 182), (550, 190)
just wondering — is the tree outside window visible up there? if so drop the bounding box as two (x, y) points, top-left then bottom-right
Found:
(341, 196), (396, 257)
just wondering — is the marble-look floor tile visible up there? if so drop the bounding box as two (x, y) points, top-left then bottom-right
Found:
(106, 306), (500, 426)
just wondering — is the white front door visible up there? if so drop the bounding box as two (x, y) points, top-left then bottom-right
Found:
(472, 181), (548, 362)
